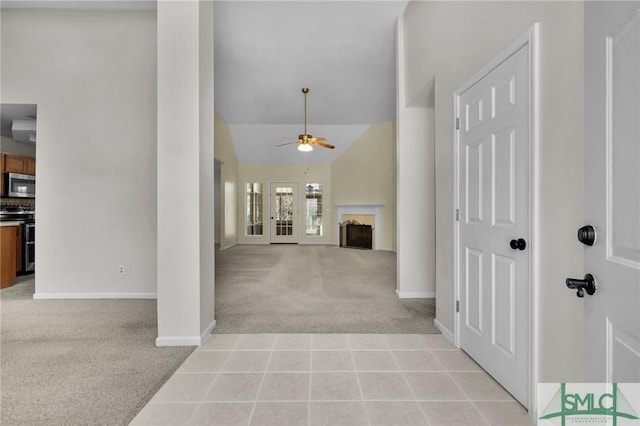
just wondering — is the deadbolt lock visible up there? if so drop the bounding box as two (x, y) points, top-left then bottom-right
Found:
(577, 225), (596, 246)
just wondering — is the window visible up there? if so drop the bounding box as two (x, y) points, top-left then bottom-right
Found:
(305, 183), (323, 236)
(245, 183), (263, 236)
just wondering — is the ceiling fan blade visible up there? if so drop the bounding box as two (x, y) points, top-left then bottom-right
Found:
(277, 88), (332, 151)
(276, 141), (299, 147)
(310, 139), (335, 149)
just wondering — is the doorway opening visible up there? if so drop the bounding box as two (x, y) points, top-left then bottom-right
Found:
(0, 103), (37, 296)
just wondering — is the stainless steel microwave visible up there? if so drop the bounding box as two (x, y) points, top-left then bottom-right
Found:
(4, 172), (35, 198)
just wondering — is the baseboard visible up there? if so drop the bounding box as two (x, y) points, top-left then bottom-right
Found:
(395, 290), (435, 299)
(155, 336), (201, 347)
(155, 320), (217, 347)
(219, 242), (238, 251)
(200, 319), (217, 345)
(33, 292), (157, 300)
(434, 318), (455, 344)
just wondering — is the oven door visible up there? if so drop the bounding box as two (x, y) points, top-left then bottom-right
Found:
(23, 221), (35, 272)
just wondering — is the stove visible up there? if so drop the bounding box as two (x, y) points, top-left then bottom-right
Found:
(0, 206), (35, 222)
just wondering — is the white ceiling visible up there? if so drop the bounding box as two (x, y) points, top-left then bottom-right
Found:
(0, 1), (407, 164)
(0, 104), (37, 144)
(0, 0), (156, 10)
(214, 1), (407, 164)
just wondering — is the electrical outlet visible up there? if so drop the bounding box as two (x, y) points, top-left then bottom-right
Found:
(119, 265), (125, 274)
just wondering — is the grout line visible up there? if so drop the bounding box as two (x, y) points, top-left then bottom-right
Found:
(348, 335), (372, 426)
(388, 341), (432, 426)
(447, 371), (474, 402)
(139, 334), (502, 425)
(150, 398), (495, 404)
(183, 401), (202, 425)
(244, 348), (272, 426)
(231, 334), (241, 350)
(174, 352), (231, 375)
(199, 372), (222, 407)
(469, 400), (492, 425)
(308, 349), (313, 426)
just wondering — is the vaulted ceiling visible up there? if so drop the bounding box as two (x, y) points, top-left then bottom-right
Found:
(214, 1), (408, 164)
(0, 0), (407, 164)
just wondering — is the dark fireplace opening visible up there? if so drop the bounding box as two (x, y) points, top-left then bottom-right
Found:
(339, 220), (373, 250)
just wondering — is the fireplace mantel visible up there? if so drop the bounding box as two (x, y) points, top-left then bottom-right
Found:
(335, 204), (383, 250)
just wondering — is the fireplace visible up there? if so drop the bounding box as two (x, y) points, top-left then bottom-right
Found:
(340, 220), (373, 249)
(335, 203), (383, 250)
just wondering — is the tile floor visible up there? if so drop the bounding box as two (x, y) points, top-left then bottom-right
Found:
(131, 334), (533, 426)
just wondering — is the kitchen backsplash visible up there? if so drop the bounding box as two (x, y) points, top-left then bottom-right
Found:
(0, 198), (35, 209)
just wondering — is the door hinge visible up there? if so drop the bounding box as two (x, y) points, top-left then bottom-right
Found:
(455, 209), (460, 221)
(455, 117), (460, 130)
(456, 300), (460, 313)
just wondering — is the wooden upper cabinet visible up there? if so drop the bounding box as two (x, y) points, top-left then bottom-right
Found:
(26, 157), (36, 175)
(2, 153), (35, 175)
(4, 154), (27, 173)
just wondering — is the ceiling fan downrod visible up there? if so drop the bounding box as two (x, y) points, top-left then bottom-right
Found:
(302, 87), (309, 137)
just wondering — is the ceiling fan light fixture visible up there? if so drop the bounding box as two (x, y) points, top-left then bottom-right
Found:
(275, 87), (334, 152)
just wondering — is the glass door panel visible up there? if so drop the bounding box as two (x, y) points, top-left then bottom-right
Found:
(270, 183), (298, 243)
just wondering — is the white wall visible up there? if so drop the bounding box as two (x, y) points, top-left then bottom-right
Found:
(396, 15), (435, 299)
(157, 1), (215, 346)
(402, 1), (585, 383)
(1, 135), (36, 157)
(214, 114), (239, 250)
(1, 9), (157, 298)
(214, 161), (221, 245)
(331, 121), (397, 251)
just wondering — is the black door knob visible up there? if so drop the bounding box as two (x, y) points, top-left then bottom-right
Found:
(510, 238), (526, 250)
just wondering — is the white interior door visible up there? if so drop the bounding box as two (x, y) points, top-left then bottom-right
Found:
(583, 1), (640, 382)
(270, 182), (298, 243)
(457, 40), (532, 406)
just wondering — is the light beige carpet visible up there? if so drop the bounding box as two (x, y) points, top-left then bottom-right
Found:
(0, 276), (194, 426)
(214, 245), (438, 334)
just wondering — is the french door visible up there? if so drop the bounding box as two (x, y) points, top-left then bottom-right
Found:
(270, 183), (298, 243)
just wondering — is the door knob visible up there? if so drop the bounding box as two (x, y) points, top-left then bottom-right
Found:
(566, 273), (597, 298)
(577, 225), (596, 246)
(510, 238), (526, 250)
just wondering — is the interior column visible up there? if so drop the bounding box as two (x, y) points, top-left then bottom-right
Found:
(156, 0), (215, 346)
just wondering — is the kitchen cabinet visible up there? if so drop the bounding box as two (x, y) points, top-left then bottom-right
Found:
(0, 224), (18, 288)
(26, 158), (36, 175)
(2, 153), (36, 175)
(4, 154), (28, 173)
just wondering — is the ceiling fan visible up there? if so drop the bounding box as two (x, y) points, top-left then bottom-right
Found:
(276, 87), (335, 152)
